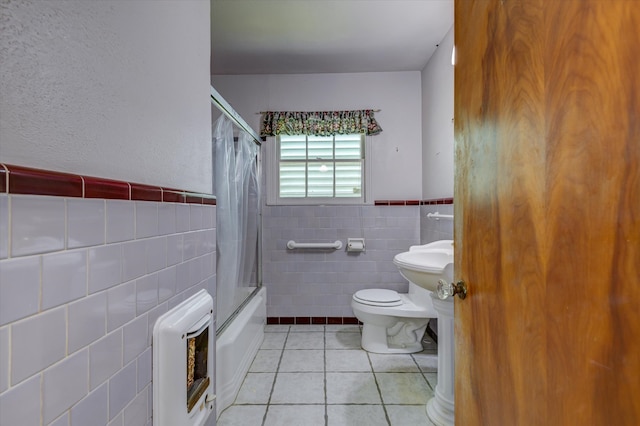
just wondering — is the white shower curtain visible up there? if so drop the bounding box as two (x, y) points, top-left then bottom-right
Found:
(213, 115), (261, 329)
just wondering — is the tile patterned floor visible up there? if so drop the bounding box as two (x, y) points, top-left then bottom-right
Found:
(217, 324), (439, 426)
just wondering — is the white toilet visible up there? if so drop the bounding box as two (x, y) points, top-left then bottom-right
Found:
(351, 280), (436, 354)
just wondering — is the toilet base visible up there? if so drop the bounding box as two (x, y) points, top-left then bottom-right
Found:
(361, 322), (427, 354)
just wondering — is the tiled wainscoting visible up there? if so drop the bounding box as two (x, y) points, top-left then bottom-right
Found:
(420, 203), (454, 244)
(262, 205), (421, 318)
(0, 166), (217, 426)
(262, 199), (454, 319)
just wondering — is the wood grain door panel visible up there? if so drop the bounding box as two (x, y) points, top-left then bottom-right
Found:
(454, 1), (639, 424)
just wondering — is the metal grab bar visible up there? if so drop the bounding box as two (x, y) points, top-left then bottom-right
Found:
(427, 212), (454, 220)
(286, 240), (343, 250)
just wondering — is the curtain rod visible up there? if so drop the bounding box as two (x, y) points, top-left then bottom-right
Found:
(256, 109), (381, 114)
(210, 86), (262, 146)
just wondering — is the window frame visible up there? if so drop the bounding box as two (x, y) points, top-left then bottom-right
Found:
(266, 134), (372, 206)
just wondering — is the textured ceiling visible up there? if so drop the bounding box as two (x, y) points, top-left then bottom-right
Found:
(211, 0), (454, 75)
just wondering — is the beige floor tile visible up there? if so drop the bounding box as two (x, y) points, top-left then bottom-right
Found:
(249, 350), (281, 372)
(376, 373), (433, 405)
(369, 353), (420, 373)
(386, 404), (437, 426)
(264, 404), (325, 426)
(326, 350), (371, 372)
(325, 331), (362, 350)
(235, 373), (275, 404)
(217, 405), (267, 426)
(270, 372), (325, 404)
(285, 332), (324, 349)
(261, 332), (287, 349)
(279, 349), (324, 372)
(327, 405), (388, 426)
(326, 372), (381, 404)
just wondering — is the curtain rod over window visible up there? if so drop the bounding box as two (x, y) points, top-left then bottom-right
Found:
(210, 86), (262, 145)
(259, 110), (383, 137)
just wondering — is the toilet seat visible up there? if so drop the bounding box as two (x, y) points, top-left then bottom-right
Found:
(353, 289), (403, 307)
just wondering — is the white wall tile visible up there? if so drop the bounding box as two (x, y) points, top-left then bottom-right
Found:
(145, 304), (168, 347)
(0, 327), (8, 393)
(136, 274), (158, 315)
(68, 292), (107, 353)
(108, 361), (136, 420)
(190, 204), (204, 230)
(135, 202), (158, 239)
(67, 198), (105, 249)
(175, 262), (190, 293)
(136, 347), (152, 392)
(166, 234), (183, 266)
(107, 281), (136, 332)
(71, 382), (108, 426)
(123, 315), (148, 365)
(89, 244), (122, 294)
(176, 203), (190, 232)
(11, 307), (66, 384)
(158, 203), (176, 235)
(202, 204), (214, 229)
(183, 231), (197, 260)
(0, 256), (40, 326)
(122, 240), (146, 282)
(106, 200), (135, 244)
(0, 374), (41, 426)
(90, 330), (122, 390)
(42, 349), (89, 424)
(0, 195), (8, 259)
(108, 412), (124, 426)
(146, 237), (166, 273)
(11, 195), (65, 257)
(42, 250), (87, 310)
(158, 266), (176, 303)
(48, 412), (70, 426)
(124, 389), (148, 426)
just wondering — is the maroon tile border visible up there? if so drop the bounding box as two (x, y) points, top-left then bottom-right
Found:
(130, 183), (162, 202)
(421, 197), (454, 205)
(267, 317), (361, 325)
(0, 163), (215, 205)
(6, 164), (83, 197)
(0, 165), (6, 193)
(84, 177), (129, 200)
(374, 198), (453, 206)
(162, 188), (186, 203)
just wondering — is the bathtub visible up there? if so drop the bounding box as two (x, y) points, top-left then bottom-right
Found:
(215, 286), (266, 417)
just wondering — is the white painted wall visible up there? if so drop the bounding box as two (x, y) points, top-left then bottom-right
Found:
(421, 26), (455, 199)
(0, 0), (212, 194)
(212, 72), (423, 200)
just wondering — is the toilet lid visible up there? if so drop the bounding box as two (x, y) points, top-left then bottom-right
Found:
(353, 289), (402, 307)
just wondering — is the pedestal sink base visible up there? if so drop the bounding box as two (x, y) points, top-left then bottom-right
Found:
(426, 388), (454, 426)
(426, 294), (455, 426)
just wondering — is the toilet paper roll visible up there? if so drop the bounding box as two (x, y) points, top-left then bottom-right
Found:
(347, 241), (365, 252)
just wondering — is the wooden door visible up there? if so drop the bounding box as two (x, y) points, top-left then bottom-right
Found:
(454, 1), (640, 424)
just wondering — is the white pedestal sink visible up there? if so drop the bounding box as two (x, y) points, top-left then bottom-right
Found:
(393, 240), (455, 426)
(427, 294), (455, 425)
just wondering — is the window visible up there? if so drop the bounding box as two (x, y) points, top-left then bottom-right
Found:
(267, 134), (370, 205)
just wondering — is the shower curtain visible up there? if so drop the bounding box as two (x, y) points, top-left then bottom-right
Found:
(213, 115), (261, 330)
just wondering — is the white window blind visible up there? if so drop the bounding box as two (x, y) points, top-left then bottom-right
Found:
(277, 134), (365, 201)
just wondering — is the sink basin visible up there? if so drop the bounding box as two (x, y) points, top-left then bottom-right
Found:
(393, 240), (454, 292)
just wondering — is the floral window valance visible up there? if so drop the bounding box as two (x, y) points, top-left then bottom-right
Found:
(260, 110), (383, 137)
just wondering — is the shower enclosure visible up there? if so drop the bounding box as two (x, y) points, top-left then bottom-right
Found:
(213, 113), (261, 331)
(210, 86), (265, 416)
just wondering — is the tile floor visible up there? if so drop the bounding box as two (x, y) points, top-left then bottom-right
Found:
(217, 324), (439, 426)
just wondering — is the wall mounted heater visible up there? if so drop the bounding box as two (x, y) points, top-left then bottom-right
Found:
(153, 290), (215, 426)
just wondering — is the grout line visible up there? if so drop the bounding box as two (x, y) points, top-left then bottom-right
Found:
(261, 325), (290, 426)
(366, 351), (392, 426)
